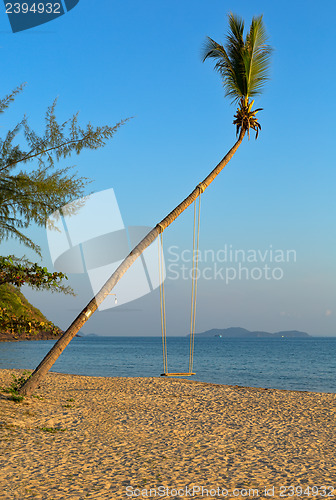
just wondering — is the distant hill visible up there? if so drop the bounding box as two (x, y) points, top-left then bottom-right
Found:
(190, 327), (310, 339)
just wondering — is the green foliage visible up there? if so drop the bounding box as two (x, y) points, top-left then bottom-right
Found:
(0, 255), (73, 294)
(0, 283), (52, 318)
(10, 394), (25, 403)
(0, 283), (62, 338)
(0, 84), (129, 254)
(40, 427), (67, 433)
(202, 12), (272, 103)
(2, 370), (31, 402)
(0, 306), (60, 336)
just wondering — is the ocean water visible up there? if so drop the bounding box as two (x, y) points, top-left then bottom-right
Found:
(1, 336), (336, 393)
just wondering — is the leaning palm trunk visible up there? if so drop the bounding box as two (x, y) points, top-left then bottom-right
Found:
(19, 129), (245, 396)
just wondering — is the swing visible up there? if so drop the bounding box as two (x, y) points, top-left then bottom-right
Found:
(158, 194), (201, 377)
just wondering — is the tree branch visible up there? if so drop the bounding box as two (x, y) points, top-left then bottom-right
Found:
(0, 133), (92, 173)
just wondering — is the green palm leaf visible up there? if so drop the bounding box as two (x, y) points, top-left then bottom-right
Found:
(244, 15), (272, 98)
(202, 12), (272, 104)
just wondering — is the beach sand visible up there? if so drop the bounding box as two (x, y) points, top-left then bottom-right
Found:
(1, 369), (335, 500)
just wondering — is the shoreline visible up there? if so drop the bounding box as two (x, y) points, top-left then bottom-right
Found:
(0, 332), (62, 342)
(1, 369), (336, 499)
(2, 367), (335, 395)
(0, 332), (73, 342)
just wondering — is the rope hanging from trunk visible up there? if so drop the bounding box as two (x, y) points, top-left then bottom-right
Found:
(158, 232), (168, 374)
(159, 194), (201, 377)
(189, 194), (201, 373)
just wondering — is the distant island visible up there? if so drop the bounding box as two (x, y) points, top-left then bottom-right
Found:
(190, 327), (310, 339)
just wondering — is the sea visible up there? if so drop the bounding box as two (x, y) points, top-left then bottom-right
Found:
(1, 336), (336, 393)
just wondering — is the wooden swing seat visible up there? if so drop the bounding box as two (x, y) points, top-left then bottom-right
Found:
(160, 372), (196, 377)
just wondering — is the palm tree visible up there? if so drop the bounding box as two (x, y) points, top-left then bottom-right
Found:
(20, 12), (272, 396)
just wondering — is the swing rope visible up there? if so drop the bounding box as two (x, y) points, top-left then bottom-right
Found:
(159, 193), (201, 376)
(158, 232), (168, 374)
(189, 193), (201, 373)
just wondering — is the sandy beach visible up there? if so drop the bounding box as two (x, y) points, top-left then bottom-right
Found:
(1, 369), (335, 500)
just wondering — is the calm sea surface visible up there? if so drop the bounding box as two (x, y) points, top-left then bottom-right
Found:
(1, 336), (336, 393)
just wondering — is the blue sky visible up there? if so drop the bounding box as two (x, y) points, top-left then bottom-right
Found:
(0, 0), (335, 336)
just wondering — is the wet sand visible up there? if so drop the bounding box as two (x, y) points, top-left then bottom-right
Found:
(1, 369), (335, 499)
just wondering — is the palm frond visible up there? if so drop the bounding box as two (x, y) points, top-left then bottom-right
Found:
(202, 37), (242, 101)
(225, 13), (246, 99)
(244, 15), (273, 98)
(202, 12), (272, 104)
